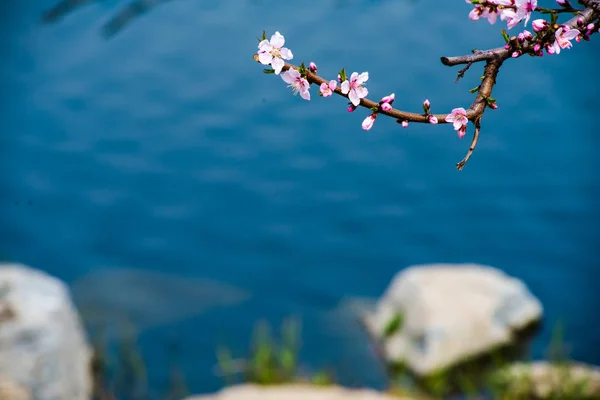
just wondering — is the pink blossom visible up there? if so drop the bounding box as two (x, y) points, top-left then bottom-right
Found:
(309, 62), (317, 73)
(281, 69), (310, 100)
(401, 120), (409, 128)
(445, 107), (469, 135)
(362, 114), (376, 131)
(257, 31), (293, 75)
(552, 26), (580, 54)
(341, 72), (369, 106)
(515, 0), (537, 26)
(319, 80), (337, 97)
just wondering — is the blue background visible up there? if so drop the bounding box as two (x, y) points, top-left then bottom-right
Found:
(1, 0), (599, 396)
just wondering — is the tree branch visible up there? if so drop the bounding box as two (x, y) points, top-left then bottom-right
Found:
(254, 1), (600, 170)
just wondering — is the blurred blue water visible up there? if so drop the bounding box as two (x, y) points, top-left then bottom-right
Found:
(1, 0), (599, 395)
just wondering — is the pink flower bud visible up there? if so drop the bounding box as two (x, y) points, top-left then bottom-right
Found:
(587, 23), (595, 31)
(362, 114), (376, 131)
(348, 104), (357, 113)
(401, 120), (409, 128)
(504, 44), (511, 50)
(512, 51), (520, 58)
(577, 17), (584, 26)
(428, 114), (438, 124)
(546, 44), (555, 54)
(458, 125), (467, 139)
(423, 99), (430, 108)
(532, 19), (547, 32)
(490, 102), (498, 110)
(380, 93), (395, 104)
(308, 62), (317, 73)
(556, 0), (566, 4)
(337, 74), (342, 83)
(381, 102), (392, 112)
(533, 43), (541, 52)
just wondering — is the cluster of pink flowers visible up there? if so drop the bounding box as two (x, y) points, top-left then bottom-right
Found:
(467, 0), (586, 57)
(257, 0), (596, 135)
(466, 0), (537, 28)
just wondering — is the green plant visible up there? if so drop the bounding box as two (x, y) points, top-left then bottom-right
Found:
(383, 313), (404, 338)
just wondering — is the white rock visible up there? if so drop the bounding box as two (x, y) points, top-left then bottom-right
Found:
(362, 263), (543, 376)
(0, 263), (92, 400)
(184, 384), (413, 400)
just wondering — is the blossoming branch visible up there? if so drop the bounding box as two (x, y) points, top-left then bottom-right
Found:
(254, 0), (600, 170)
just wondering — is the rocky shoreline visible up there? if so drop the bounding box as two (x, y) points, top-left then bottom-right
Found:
(1, 262), (598, 400)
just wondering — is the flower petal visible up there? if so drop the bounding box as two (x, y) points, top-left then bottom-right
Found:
(349, 90), (360, 106)
(272, 57), (285, 75)
(281, 69), (297, 84)
(279, 47), (293, 60)
(354, 86), (368, 100)
(270, 31), (285, 48)
(258, 52), (273, 65)
(340, 81), (350, 94)
(300, 88), (311, 101)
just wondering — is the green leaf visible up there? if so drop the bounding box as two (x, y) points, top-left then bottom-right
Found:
(263, 68), (275, 74)
(257, 30), (267, 42)
(500, 29), (510, 44)
(383, 313), (404, 338)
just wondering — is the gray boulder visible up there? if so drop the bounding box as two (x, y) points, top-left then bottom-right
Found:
(0, 263), (92, 400)
(362, 263), (543, 376)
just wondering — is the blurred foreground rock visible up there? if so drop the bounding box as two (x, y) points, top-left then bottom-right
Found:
(363, 263), (543, 376)
(185, 384), (413, 400)
(0, 263), (92, 400)
(492, 361), (600, 399)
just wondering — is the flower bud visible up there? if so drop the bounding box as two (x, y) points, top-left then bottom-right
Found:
(381, 102), (392, 112)
(362, 114), (377, 131)
(427, 114), (438, 124)
(380, 93), (395, 104)
(308, 62), (317, 73)
(532, 19), (548, 32)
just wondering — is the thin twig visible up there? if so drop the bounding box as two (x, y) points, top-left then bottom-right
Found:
(456, 117), (481, 171)
(455, 61), (474, 83)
